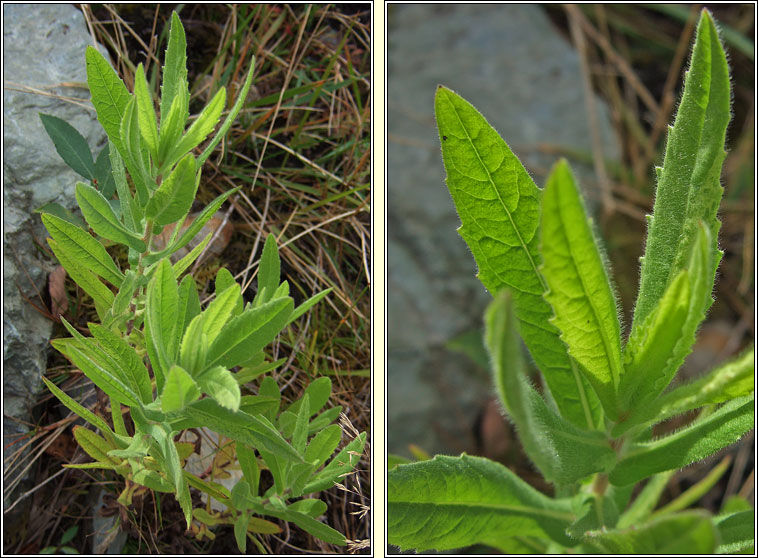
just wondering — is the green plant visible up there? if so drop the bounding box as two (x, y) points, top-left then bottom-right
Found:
(388, 9), (753, 554)
(39, 525), (80, 554)
(39, 12), (365, 553)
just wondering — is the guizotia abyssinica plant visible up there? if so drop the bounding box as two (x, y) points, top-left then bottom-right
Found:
(388, 9), (753, 554)
(39, 12), (365, 552)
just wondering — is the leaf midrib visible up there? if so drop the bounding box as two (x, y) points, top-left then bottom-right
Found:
(447, 99), (546, 292)
(389, 499), (575, 522)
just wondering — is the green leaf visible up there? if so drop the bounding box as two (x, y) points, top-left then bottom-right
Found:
(145, 153), (198, 226)
(134, 63), (159, 158)
(289, 498), (328, 518)
(176, 274), (201, 341)
(620, 222), (714, 412)
(292, 394), (310, 455)
(302, 431), (365, 494)
(163, 87), (226, 172)
(39, 113), (96, 180)
(234, 511), (250, 553)
(388, 454), (575, 551)
(72, 425), (119, 465)
(257, 234), (280, 305)
(585, 511), (717, 554)
(195, 365), (241, 411)
(94, 144), (116, 198)
(288, 288), (332, 325)
(41, 376), (118, 444)
(161, 364), (201, 412)
(173, 232), (213, 278)
(46, 238), (114, 318)
(287, 377), (332, 417)
(435, 85), (599, 429)
(485, 291), (616, 485)
(146, 259), (179, 391)
(215, 267), (237, 297)
(617, 471), (674, 529)
(197, 54), (256, 167)
(205, 297), (294, 370)
(614, 347), (754, 437)
(153, 425), (193, 528)
(632, 9), (730, 334)
(182, 398), (303, 463)
(89, 323), (153, 404)
(178, 315), (207, 375)
(237, 443), (260, 497)
(158, 80), (189, 165)
(75, 182), (146, 252)
(304, 424), (342, 469)
(142, 188), (240, 264)
(541, 159), (622, 418)
(119, 96), (152, 203)
(52, 334), (141, 408)
(34, 202), (87, 230)
(85, 46), (130, 158)
(159, 12), (188, 132)
(714, 510), (755, 554)
(202, 283), (242, 344)
(109, 140), (140, 231)
(610, 394), (754, 486)
(265, 507), (346, 545)
(108, 432), (150, 459)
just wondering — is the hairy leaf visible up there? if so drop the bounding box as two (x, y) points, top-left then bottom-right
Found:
(145, 153), (198, 225)
(75, 182), (146, 252)
(610, 395), (754, 486)
(388, 454), (575, 551)
(541, 159), (622, 418)
(435, 85), (599, 429)
(134, 63), (159, 158)
(632, 9), (730, 333)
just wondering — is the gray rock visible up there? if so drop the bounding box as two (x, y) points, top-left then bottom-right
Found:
(3, 4), (108, 516)
(387, 4), (620, 455)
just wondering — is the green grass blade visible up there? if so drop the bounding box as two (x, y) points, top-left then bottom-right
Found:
(435, 85), (599, 428)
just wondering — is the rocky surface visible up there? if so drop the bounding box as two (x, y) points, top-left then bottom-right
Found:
(3, 2), (108, 526)
(387, 4), (620, 456)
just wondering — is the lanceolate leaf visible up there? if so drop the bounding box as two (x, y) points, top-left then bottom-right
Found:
(621, 223), (713, 411)
(39, 113), (96, 180)
(388, 454), (575, 551)
(263, 508), (346, 546)
(75, 182), (146, 252)
(584, 511), (717, 554)
(42, 213), (124, 287)
(205, 297), (294, 370)
(181, 398), (303, 463)
(47, 238), (114, 318)
(89, 323), (153, 404)
(146, 259), (180, 390)
(109, 140), (140, 231)
(201, 283), (242, 344)
(142, 187), (240, 264)
(146, 153), (197, 226)
(435, 85), (600, 429)
(304, 424), (342, 469)
(163, 87), (226, 172)
(94, 144), (116, 198)
(485, 291), (616, 485)
(610, 394), (754, 486)
(237, 443), (260, 497)
(257, 234), (280, 305)
(613, 346), (754, 437)
(632, 9), (730, 333)
(197, 55), (256, 167)
(541, 159), (622, 418)
(714, 510), (755, 554)
(158, 82), (189, 165)
(134, 63), (159, 158)
(85, 46), (130, 158)
(41, 376), (118, 444)
(160, 11), (189, 130)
